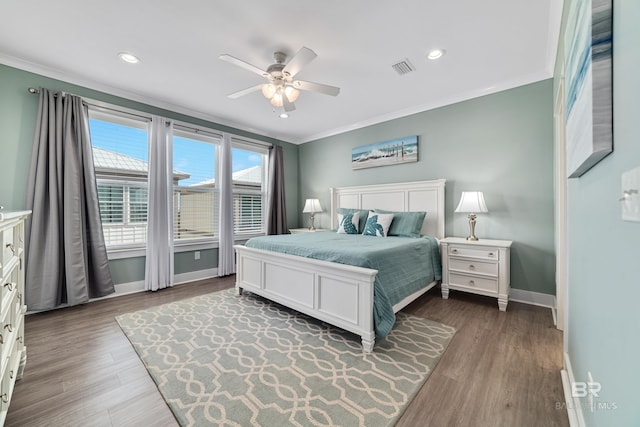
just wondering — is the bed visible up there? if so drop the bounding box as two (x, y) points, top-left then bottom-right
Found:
(234, 179), (446, 352)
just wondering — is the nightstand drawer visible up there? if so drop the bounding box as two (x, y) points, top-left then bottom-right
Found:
(448, 245), (499, 260)
(449, 258), (498, 276)
(449, 273), (498, 293)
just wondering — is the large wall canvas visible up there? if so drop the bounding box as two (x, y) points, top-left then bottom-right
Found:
(564, 0), (612, 178)
(352, 135), (418, 170)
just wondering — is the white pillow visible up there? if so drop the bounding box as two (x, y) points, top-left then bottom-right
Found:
(337, 211), (360, 234)
(362, 211), (394, 237)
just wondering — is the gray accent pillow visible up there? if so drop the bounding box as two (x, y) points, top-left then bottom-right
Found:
(374, 209), (427, 237)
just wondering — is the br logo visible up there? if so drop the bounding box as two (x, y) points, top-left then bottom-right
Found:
(571, 381), (601, 398)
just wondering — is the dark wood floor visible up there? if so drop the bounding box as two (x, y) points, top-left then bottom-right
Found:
(6, 277), (569, 427)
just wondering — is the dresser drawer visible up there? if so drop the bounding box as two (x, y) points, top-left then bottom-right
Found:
(449, 258), (498, 276)
(1, 229), (16, 269)
(0, 347), (19, 412)
(0, 304), (14, 364)
(1, 266), (18, 314)
(448, 245), (499, 260)
(449, 272), (498, 293)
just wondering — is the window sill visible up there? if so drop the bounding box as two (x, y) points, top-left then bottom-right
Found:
(107, 247), (146, 260)
(106, 235), (264, 260)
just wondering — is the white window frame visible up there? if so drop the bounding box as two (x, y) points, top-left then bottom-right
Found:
(172, 126), (221, 250)
(86, 102), (273, 259)
(231, 138), (270, 240)
(89, 108), (151, 256)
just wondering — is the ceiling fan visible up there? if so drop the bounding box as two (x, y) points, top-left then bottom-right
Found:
(219, 47), (340, 113)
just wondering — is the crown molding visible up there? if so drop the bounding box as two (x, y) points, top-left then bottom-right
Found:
(0, 53), (282, 143)
(298, 70), (553, 145)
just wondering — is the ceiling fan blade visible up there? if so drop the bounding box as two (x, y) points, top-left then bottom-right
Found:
(227, 84), (264, 99)
(282, 95), (296, 112)
(219, 54), (268, 78)
(282, 47), (317, 78)
(293, 80), (340, 96)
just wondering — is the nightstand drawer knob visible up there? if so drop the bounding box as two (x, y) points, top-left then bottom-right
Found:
(488, 252), (495, 257)
(452, 249), (458, 253)
(469, 264), (475, 269)
(469, 280), (475, 285)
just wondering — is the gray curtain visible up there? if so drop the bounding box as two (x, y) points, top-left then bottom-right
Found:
(218, 134), (235, 276)
(145, 117), (174, 291)
(25, 89), (114, 311)
(267, 145), (289, 235)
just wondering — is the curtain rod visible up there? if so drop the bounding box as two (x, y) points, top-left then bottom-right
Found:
(28, 87), (273, 148)
(28, 87), (153, 121)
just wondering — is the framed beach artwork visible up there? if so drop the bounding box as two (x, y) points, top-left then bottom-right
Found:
(564, 0), (613, 178)
(352, 135), (418, 170)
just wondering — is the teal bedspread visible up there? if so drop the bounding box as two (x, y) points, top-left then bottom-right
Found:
(244, 232), (442, 337)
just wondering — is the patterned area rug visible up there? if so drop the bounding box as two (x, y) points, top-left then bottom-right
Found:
(116, 288), (456, 427)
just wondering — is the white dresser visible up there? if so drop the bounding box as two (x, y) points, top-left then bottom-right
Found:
(0, 210), (30, 425)
(440, 237), (512, 311)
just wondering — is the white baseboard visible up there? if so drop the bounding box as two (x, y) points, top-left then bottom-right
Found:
(509, 288), (556, 308)
(174, 268), (218, 285)
(27, 268), (221, 314)
(110, 268), (220, 296)
(561, 352), (587, 427)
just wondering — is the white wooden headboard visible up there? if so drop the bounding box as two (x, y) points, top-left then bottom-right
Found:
(329, 179), (446, 239)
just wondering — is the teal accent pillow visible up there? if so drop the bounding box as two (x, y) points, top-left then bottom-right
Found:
(374, 209), (427, 237)
(337, 212), (359, 234)
(337, 208), (369, 233)
(362, 212), (394, 237)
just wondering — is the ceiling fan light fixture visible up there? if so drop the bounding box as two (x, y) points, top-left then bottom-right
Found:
(262, 84), (276, 99)
(279, 113), (289, 119)
(284, 86), (300, 102)
(270, 92), (284, 107)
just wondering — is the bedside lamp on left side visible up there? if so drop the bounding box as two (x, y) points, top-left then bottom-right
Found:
(302, 198), (323, 231)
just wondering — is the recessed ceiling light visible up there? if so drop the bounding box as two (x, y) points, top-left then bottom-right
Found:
(279, 113), (289, 119)
(118, 52), (140, 64)
(426, 49), (446, 60)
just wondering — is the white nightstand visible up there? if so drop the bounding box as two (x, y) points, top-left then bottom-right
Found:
(440, 237), (513, 311)
(289, 228), (329, 234)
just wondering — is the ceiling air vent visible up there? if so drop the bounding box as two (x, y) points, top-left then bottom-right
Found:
(391, 59), (415, 76)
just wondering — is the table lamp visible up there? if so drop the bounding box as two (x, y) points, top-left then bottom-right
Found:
(455, 191), (488, 241)
(303, 198), (323, 231)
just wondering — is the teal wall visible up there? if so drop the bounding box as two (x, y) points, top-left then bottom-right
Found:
(559, 0), (640, 424)
(0, 64), (298, 284)
(299, 80), (556, 295)
(174, 249), (218, 275)
(108, 257), (145, 285)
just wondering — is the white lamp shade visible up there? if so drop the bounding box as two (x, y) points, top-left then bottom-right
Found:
(455, 191), (488, 213)
(303, 198), (323, 213)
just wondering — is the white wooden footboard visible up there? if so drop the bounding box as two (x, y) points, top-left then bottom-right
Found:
(234, 244), (378, 352)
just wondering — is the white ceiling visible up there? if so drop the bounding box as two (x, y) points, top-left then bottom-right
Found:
(0, 0), (562, 144)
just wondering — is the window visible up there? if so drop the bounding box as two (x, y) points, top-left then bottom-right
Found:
(231, 143), (268, 236)
(88, 105), (271, 253)
(89, 111), (150, 247)
(172, 129), (218, 242)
